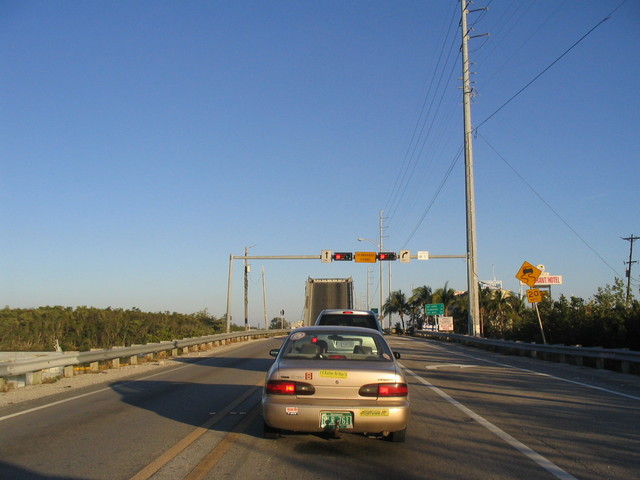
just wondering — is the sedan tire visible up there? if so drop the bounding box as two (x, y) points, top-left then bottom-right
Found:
(263, 420), (280, 440)
(388, 427), (407, 443)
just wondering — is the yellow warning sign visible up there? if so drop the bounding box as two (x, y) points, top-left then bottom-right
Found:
(516, 261), (542, 288)
(526, 289), (543, 303)
(354, 252), (377, 263)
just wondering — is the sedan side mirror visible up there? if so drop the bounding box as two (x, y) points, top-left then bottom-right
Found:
(269, 349), (280, 358)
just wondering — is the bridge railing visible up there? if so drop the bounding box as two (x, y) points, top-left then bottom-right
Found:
(0, 330), (289, 389)
(412, 330), (639, 374)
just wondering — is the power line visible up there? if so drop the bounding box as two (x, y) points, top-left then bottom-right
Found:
(481, 0), (567, 84)
(478, 132), (623, 279)
(384, 1), (460, 221)
(402, 144), (463, 248)
(476, 4), (620, 131)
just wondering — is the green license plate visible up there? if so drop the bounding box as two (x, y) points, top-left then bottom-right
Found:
(320, 412), (353, 429)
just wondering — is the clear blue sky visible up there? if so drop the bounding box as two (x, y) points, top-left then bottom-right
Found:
(2, 1), (638, 327)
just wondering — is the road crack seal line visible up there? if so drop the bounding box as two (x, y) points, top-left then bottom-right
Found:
(400, 363), (579, 480)
(425, 364), (478, 370)
(128, 382), (262, 480)
(183, 402), (262, 480)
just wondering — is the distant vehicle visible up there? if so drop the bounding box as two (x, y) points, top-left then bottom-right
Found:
(303, 277), (354, 326)
(262, 326), (409, 442)
(315, 309), (382, 332)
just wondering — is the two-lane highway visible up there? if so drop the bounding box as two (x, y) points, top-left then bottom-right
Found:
(1, 335), (639, 480)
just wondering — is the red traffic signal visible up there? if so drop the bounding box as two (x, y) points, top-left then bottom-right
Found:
(377, 252), (397, 261)
(332, 252), (353, 261)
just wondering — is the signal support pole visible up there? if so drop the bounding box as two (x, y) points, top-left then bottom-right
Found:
(224, 252), (467, 333)
(461, 0), (481, 336)
(244, 246), (249, 331)
(379, 210), (387, 329)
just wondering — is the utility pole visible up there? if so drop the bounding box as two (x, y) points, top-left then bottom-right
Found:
(461, 0), (481, 336)
(366, 267), (372, 310)
(262, 266), (268, 330)
(244, 245), (256, 331)
(379, 210), (389, 329)
(622, 235), (639, 303)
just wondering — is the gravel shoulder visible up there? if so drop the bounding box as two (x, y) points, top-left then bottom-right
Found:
(0, 339), (268, 408)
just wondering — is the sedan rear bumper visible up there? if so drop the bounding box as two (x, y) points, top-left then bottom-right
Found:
(262, 397), (410, 433)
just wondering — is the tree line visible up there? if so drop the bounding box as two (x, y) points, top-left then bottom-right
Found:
(0, 306), (241, 351)
(383, 278), (640, 350)
(2, 278), (638, 352)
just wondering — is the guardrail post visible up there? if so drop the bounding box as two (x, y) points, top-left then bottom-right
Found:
(171, 348), (179, 357)
(111, 358), (120, 369)
(26, 371), (43, 385)
(64, 366), (74, 378)
(621, 361), (630, 374)
(90, 361), (99, 373)
(129, 355), (137, 365)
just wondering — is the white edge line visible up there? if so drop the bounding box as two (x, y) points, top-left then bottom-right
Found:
(400, 363), (579, 480)
(444, 349), (640, 402)
(407, 337), (640, 402)
(0, 362), (193, 423)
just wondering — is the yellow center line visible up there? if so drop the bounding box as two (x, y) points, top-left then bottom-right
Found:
(183, 404), (262, 480)
(129, 381), (262, 480)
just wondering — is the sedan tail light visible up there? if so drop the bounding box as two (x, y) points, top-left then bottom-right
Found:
(359, 383), (408, 397)
(266, 380), (315, 395)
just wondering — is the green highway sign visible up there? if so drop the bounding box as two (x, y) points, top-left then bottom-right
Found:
(425, 303), (445, 316)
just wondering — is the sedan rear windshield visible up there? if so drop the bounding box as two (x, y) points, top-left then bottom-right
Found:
(316, 314), (378, 330)
(282, 331), (392, 361)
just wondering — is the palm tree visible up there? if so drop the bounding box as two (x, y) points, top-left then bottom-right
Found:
(482, 288), (520, 337)
(409, 286), (433, 330)
(383, 290), (411, 332)
(432, 282), (457, 315)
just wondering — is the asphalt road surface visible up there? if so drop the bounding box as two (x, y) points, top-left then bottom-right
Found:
(1, 335), (639, 480)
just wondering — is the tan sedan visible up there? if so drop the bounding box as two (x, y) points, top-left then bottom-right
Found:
(262, 326), (410, 442)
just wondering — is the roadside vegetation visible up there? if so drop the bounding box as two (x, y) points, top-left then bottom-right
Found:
(2, 279), (638, 352)
(0, 307), (241, 351)
(383, 278), (640, 351)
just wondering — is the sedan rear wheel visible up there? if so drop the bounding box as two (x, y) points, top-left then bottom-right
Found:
(388, 427), (406, 443)
(263, 420), (280, 439)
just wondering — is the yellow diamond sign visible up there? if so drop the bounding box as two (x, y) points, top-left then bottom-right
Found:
(516, 261), (542, 288)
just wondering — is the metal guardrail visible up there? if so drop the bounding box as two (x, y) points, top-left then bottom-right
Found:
(412, 330), (640, 374)
(0, 330), (289, 380)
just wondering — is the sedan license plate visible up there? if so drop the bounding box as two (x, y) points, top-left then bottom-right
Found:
(320, 412), (353, 429)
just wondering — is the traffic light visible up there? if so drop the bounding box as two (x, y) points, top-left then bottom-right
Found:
(377, 252), (397, 261)
(332, 252), (353, 261)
